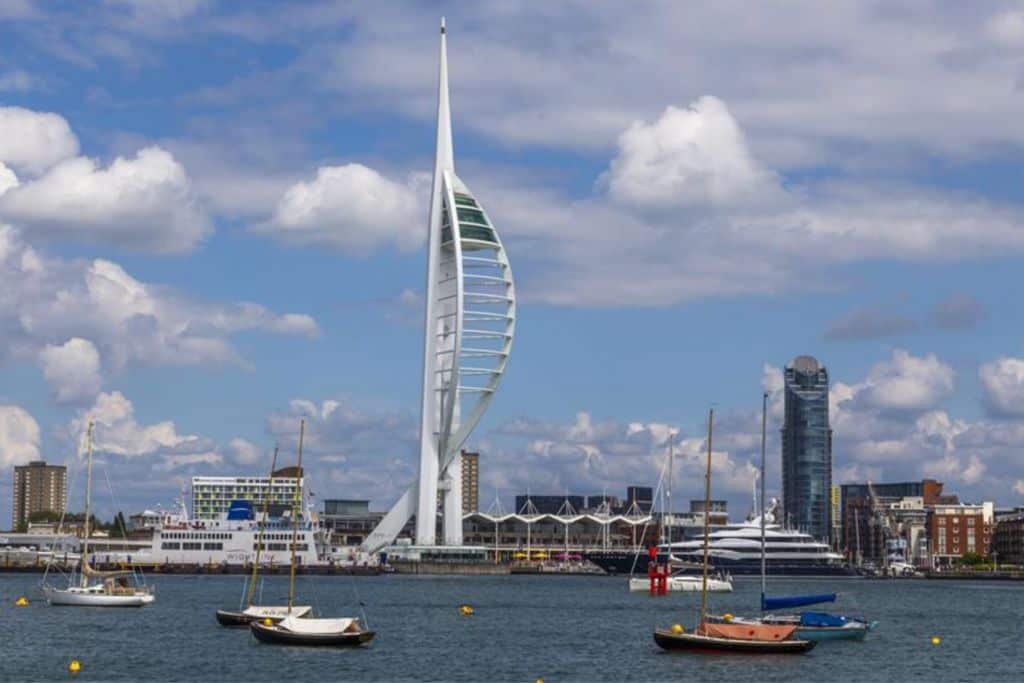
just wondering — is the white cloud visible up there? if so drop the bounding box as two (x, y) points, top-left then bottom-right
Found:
(266, 398), (418, 504)
(0, 226), (318, 382)
(261, 164), (423, 254)
(0, 403), (41, 469)
(473, 97), (1024, 307)
(855, 350), (955, 413)
(38, 337), (103, 404)
(605, 97), (782, 210)
(0, 106), (79, 175)
(979, 357), (1024, 417)
(227, 437), (261, 466)
(0, 146), (210, 253)
(0, 162), (17, 195)
(73, 391), (213, 460)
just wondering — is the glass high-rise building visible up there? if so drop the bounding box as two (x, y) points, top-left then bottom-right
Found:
(781, 355), (832, 541)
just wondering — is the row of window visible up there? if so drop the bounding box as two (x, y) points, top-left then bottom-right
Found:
(252, 543), (309, 551)
(163, 532), (232, 540)
(160, 542), (224, 551)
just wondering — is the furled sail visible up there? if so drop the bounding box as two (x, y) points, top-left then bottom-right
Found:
(761, 593), (836, 611)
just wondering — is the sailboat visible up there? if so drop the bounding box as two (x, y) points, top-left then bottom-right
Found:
(628, 434), (732, 593)
(216, 446), (312, 626)
(249, 420), (375, 647)
(653, 409), (815, 654)
(717, 393), (875, 642)
(42, 422), (155, 607)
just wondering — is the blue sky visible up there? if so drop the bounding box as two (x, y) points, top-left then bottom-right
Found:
(2, 1), (1024, 527)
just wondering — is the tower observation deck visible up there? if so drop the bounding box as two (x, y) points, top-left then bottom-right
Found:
(361, 19), (516, 553)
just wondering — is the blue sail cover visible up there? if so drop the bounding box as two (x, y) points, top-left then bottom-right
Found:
(799, 612), (847, 627)
(762, 593), (836, 611)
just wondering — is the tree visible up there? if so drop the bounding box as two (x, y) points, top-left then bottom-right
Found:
(959, 551), (985, 567)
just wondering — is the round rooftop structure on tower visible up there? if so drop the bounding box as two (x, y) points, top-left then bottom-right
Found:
(790, 355), (821, 374)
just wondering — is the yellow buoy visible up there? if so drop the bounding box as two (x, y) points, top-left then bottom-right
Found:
(931, 636), (941, 646)
(15, 596), (28, 607)
(459, 604), (473, 617)
(723, 613), (734, 622)
(671, 623), (684, 634)
(68, 660), (81, 675)
(263, 617), (274, 626)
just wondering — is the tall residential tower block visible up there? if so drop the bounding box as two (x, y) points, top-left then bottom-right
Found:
(781, 355), (833, 541)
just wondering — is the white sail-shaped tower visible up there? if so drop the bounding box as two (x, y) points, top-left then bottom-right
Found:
(362, 19), (515, 553)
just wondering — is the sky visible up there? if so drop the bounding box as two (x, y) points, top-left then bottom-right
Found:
(2, 0), (1024, 528)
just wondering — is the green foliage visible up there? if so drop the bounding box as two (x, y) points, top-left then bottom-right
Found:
(958, 551), (986, 566)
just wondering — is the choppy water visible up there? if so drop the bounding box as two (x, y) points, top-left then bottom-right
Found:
(2, 572), (1021, 681)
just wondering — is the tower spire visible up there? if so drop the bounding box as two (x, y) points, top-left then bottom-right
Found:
(435, 17), (454, 173)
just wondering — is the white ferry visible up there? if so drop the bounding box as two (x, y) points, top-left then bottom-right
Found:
(146, 499), (326, 567)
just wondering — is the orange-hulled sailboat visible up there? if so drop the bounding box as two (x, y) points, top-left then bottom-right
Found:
(653, 408), (816, 655)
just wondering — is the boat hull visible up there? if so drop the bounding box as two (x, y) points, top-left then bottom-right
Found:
(216, 605), (312, 627)
(654, 629), (816, 654)
(589, 552), (858, 577)
(250, 622), (375, 647)
(628, 577), (733, 592)
(796, 623), (875, 641)
(44, 587), (154, 608)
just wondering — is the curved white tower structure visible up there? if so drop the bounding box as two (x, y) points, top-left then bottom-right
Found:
(362, 19), (516, 553)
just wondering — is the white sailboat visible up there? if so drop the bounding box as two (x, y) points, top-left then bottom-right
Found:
(628, 433), (732, 593)
(249, 419), (374, 647)
(216, 446), (311, 626)
(43, 422), (155, 607)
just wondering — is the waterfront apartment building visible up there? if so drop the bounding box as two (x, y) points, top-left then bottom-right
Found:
(191, 467), (303, 520)
(461, 450), (479, 514)
(781, 356), (833, 542)
(12, 461), (67, 530)
(993, 508), (1024, 565)
(928, 502), (994, 566)
(840, 479), (945, 564)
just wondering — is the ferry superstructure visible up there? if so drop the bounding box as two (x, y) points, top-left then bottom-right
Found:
(146, 500), (325, 567)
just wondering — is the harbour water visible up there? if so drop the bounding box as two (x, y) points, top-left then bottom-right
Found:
(2, 574), (1020, 681)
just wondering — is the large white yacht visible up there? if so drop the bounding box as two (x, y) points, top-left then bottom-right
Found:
(587, 502), (855, 577)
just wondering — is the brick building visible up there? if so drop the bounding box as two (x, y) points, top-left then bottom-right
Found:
(928, 502), (994, 566)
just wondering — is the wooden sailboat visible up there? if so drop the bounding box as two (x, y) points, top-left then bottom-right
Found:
(43, 422), (155, 607)
(216, 446), (311, 626)
(250, 420), (375, 647)
(653, 409), (815, 654)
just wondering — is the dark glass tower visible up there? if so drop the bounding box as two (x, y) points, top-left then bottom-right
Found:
(781, 355), (832, 541)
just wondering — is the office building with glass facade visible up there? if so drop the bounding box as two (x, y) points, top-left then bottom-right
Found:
(781, 355), (832, 541)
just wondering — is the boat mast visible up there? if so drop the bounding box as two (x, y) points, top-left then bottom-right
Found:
(699, 409), (714, 625)
(666, 433), (674, 557)
(760, 391), (768, 613)
(81, 421), (94, 589)
(287, 420), (305, 615)
(247, 445), (279, 608)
